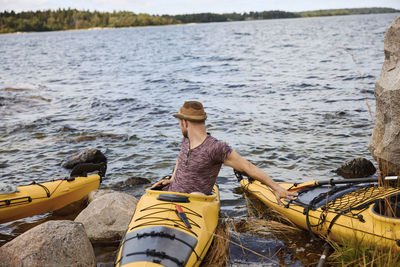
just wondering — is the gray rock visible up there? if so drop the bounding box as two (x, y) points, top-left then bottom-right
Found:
(87, 189), (116, 203)
(369, 16), (400, 175)
(111, 177), (151, 190)
(61, 148), (107, 169)
(0, 220), (95, 267)
(335, 158), (376, 179)
(75, 191), (138, 244)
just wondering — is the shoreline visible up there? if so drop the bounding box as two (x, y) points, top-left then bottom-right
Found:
(1, 11), (398, 35)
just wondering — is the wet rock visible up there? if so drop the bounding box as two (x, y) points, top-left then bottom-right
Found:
(61, 148), (107, 169)
(0, 162), (9, 168)
(335, 158), (376, 178)
(111, 177), (151, 190)
(3, 87), (30, 91)
(73, 136), (98, 142)
(57, 125), (77, 132)
(28, 95), (52, 102)
(72, 134), (123, 143)
(0, 220), (95, 267)
(70, 162), (107, 178)
(87, 189), (115, 203)
(74, 191), (138, 244)
(369, 16), (400, 175)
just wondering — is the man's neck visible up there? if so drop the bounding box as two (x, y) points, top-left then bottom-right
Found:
(187, 127), (208, 149)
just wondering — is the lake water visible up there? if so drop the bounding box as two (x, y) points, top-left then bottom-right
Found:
(0, 13), (399, 265)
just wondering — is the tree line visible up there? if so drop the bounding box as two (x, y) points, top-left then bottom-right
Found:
(299, 7), (399, 17)
(164, 10), (300, 24)
(0, 7), (398, 34)
(0, 9), (177, 33)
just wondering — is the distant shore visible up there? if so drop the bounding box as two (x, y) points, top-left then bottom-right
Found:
(0, 7), (399, 34)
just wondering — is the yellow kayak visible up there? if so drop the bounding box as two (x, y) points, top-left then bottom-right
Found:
(0, 174), (101, 224)
(238, 173), (400, 250)
(115, 185), (220, 267)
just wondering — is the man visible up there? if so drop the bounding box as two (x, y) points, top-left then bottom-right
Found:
(152, 101), (297, 205)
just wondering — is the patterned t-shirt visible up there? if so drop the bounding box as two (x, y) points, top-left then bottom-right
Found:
(166, 135), (232, 195)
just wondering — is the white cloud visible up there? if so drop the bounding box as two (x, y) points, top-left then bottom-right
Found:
(0, 0), (55, 12)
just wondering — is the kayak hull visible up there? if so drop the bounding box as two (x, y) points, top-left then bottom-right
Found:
(241, 178), (400, 250)
(115, 186), (220, 267)
(0, 175), (101, 224)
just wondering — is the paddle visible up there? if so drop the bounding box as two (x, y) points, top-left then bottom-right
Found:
(289, 176), (400, 191)
(234, 169), (399, 191)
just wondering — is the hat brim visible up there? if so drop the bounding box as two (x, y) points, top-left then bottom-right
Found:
(173, 113), (207, 122)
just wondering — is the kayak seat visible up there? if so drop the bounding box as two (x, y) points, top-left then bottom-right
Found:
(373, 194), (400, 218)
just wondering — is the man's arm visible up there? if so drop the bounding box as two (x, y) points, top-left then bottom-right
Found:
(224, 150), (297, 205)
(151, 160), (178, 189)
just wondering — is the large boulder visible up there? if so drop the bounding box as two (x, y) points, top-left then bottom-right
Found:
(369, 16), (400, 175)
(61, 148), (107, 169)
(0, 220), (95, 267)
(87, 189), (116, 203)
(74, 191), (138, 244)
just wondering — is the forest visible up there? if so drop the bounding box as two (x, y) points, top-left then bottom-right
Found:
(0, 7), (398, 34)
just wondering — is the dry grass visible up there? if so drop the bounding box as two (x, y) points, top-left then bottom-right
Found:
(232, 218), (301, 238)
(202, 217), (231, 267)
(244, 192), (297, 227)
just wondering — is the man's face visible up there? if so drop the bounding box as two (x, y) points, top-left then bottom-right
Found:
(179, 119), (188, 138)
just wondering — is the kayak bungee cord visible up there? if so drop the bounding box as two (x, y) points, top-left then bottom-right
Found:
(30, 181), (52, 197)
(131, 203), (202, 237)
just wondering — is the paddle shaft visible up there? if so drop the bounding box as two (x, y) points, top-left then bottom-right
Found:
(316, 176), (399, 186)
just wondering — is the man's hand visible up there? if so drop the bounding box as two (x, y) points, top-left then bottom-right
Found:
(151, 178), (171, 189)
(273, 185), (298, 206)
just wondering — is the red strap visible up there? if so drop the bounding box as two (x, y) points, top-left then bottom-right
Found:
(175, 204), (184, 213)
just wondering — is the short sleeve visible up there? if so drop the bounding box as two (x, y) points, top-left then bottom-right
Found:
(210, 140), (232, 164)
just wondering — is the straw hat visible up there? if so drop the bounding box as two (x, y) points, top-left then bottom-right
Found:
(173, 101), (207, 122)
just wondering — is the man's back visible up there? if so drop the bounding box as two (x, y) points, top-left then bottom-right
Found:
(166, 135), (232, 195)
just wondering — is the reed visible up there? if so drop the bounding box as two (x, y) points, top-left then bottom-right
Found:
(328, 239), (400, 267)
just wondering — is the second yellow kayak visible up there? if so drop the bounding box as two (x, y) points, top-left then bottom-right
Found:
(238, 174), (400, 250)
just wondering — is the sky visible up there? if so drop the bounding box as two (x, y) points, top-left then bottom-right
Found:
(1, 0), (400, 15)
